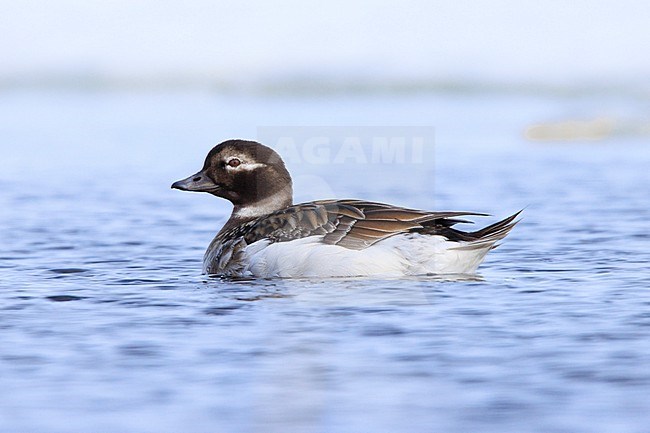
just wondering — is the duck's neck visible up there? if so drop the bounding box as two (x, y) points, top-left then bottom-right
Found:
(232, 187), (292, 219)
(218, 188), (293, 236)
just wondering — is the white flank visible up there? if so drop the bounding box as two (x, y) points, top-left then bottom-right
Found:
(238, 233), (495, 278)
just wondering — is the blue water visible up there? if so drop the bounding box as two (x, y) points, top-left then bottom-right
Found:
(1, 90), (650, 433)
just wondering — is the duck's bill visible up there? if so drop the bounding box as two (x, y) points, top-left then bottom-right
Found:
(171, 171), (220, 192)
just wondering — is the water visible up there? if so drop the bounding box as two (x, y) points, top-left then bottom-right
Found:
(1, 90), (650, 433)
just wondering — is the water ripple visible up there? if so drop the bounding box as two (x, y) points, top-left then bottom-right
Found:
(2, 92), (650, 433)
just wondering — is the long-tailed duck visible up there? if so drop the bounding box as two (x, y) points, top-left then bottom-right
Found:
(172, 139), (519, 277)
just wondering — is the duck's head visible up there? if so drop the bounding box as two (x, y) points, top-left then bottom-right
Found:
(172, 140), (293, 218)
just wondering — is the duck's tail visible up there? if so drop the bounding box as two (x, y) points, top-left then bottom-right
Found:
(450, 210), (522, 251)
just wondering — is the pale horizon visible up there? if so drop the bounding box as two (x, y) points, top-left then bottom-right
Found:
(3, 0), (650, 91)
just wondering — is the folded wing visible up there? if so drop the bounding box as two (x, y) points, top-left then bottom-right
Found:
(232, 199), (514, 251)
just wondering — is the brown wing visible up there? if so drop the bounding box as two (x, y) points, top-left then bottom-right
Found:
(235, 199), (487, 251)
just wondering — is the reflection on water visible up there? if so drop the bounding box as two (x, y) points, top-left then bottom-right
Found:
(1, 91), (650, 433)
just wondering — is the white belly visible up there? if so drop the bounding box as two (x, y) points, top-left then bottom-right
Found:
(239, 234), (493, 278)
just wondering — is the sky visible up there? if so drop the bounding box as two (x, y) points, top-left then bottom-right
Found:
(2, 0), (650, 88)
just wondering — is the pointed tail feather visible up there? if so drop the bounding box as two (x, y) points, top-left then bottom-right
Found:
(450, 210), (522, 251)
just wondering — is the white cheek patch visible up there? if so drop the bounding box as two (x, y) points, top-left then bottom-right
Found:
(240, 162), (266, 171)
(225, 161), (266, 172)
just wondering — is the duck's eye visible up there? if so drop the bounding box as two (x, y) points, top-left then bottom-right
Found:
(227, 158), (241, 168)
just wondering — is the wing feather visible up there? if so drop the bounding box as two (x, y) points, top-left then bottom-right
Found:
(233, 199), (498, 251)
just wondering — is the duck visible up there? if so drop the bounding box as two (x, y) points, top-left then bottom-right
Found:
(171, 139), (520, 278)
